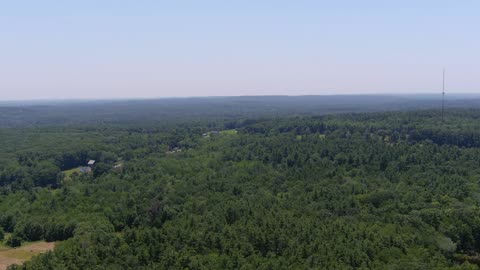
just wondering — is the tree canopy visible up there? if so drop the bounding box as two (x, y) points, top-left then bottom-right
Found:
(2, 107), (480, 269)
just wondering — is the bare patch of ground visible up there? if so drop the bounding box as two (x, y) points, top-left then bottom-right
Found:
(0, 242), (56, 270)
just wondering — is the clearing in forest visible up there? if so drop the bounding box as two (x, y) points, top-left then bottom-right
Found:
(0, 241), (56, 270)
(62, 167), (81, 181)
(220, 129), (238, 135)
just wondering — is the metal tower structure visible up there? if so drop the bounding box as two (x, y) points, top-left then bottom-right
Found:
(442, 68), (445, 123)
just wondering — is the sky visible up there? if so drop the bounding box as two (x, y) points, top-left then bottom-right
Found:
(0, 1), (479, 100)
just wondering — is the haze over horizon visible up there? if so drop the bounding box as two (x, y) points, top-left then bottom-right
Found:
(1, 1), (479, 100)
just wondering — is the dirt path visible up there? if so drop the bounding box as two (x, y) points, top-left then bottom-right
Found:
(0, 242), (56, 270)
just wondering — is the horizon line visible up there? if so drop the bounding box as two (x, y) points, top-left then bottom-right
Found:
(3, 92), (480, 103)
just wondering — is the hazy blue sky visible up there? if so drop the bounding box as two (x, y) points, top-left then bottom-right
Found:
(1, 1), (478, 100)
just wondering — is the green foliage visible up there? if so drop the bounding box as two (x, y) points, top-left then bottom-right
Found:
(6, 234), (22, 248)
(3, 108), (480, 268)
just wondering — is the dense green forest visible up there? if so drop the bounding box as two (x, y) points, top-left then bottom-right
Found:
(2, 95), (480, 127)
(2, 100), (480, 269)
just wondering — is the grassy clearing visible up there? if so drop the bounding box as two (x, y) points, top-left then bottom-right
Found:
(220, 129), (238, 135)
(203, 130), (238, 138)
(62, 167), (80, 181)
(0, 241), (56, 270)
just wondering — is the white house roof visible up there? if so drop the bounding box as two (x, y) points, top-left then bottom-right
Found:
(87, 160), (96, 165)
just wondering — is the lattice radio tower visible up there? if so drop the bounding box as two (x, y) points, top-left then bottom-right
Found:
(442, 68), (445, 123)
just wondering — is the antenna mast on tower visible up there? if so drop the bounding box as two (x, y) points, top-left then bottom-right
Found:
(442, 68), (445, 123)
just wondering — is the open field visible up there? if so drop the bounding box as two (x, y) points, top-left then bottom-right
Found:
(0, 242), (56, 270)
(220, 129), (238, 135)
(62, 167), (80, 181)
